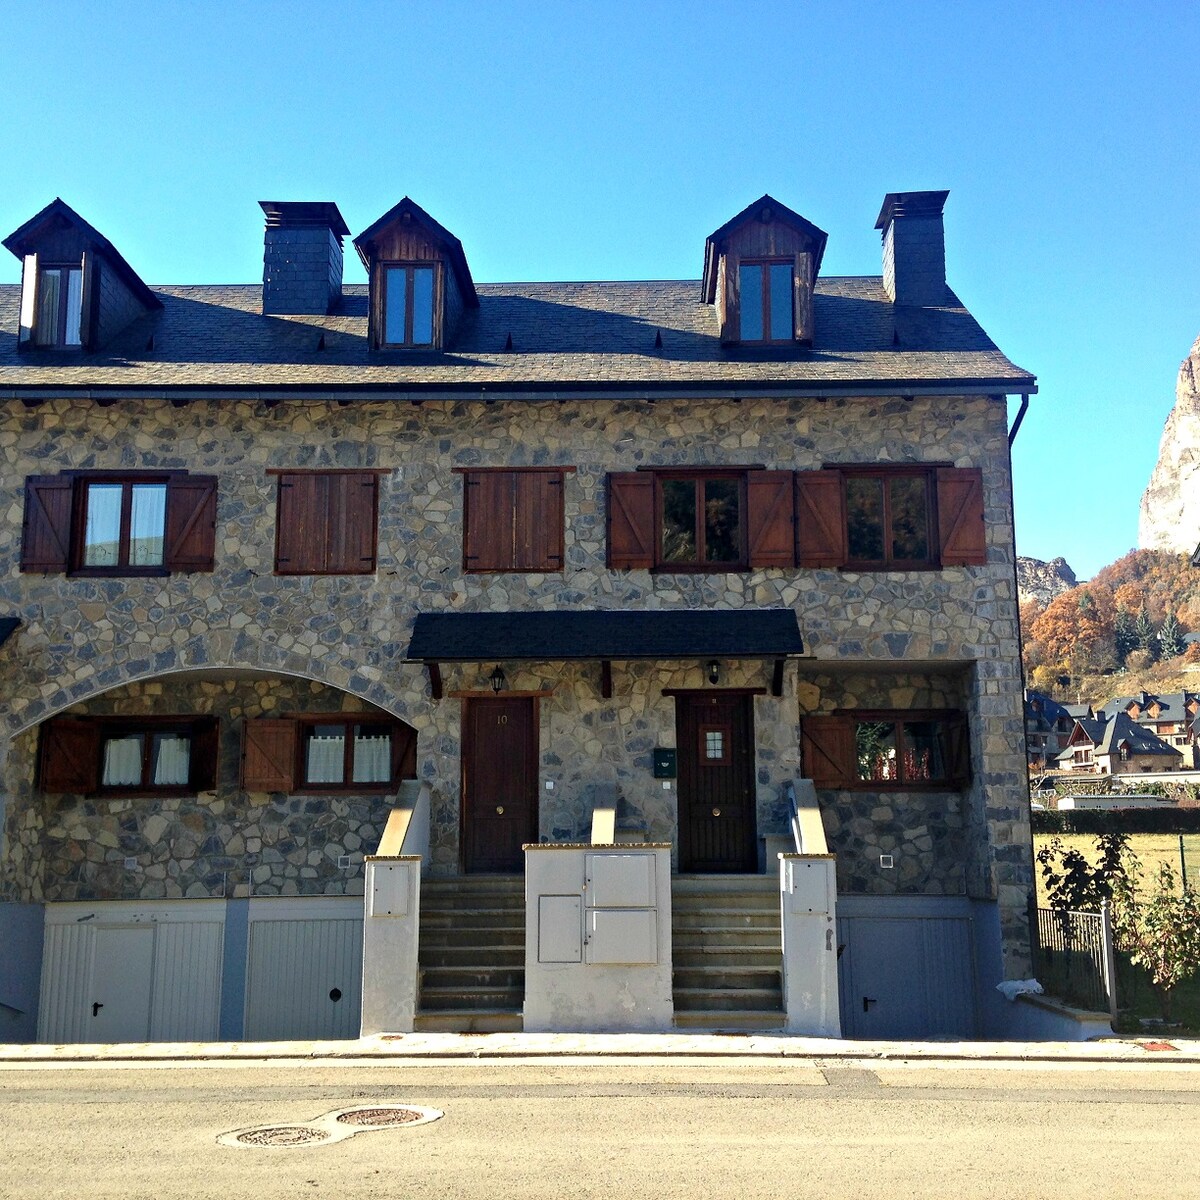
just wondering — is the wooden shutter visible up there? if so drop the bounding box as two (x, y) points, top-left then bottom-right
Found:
(188, 716), (220, 791)
(21, 475), (73, 573)
(393, 723), (418, 780)
(800, 715), (855, 789)
(165, 475), (217, 572)
(515, 471), (564, 571)
(944, 713), (971, 787)
(747, 471), (795, 568)
(795, 470), (846, 568)
(936, 468), (987, 566)
(79, 250), (97, 351)
(607, 473), (655, 569)
(275, 473), (326, 573)
(241, 719), (297, 792)
(325, 473), (378, 573)
(17, 253), (37, 348)
(39, 718), (100, 793)
(463, 471), (514, 571)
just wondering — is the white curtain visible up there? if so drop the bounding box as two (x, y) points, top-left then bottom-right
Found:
(83, 484), (123, 567)
(152, 734), (190, 786)
(306, 733), (345, 784)
(129, 484), (167, 566)
(35, 268), (61, 345)
(352, 732), (391, 783)
(102, 736), (143, 786)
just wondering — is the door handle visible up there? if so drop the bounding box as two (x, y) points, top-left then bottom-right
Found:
(712, 808), (721, 817)
(862, 997), (876, 1013)
(92, 1002), (104, 1017)
(496, 806), (505, 815)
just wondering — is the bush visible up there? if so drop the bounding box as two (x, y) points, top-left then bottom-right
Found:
(1033, 808), (1200, 835)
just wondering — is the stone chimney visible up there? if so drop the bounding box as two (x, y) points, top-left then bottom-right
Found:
(874, 190), (950, 306)
(260, 201), (350, 315)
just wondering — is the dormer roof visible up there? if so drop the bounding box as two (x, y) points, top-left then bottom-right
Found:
(353, 197), (477, 308)
(2, 198), (160, 312)
(701, 193), (828, 304)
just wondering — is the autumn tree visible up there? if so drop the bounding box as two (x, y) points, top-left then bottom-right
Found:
(1028, 583), (1117, 675)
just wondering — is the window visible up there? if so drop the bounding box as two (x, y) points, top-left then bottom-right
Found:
(801, 711), (969, 790)
(459, 468), (569, 572)
(796, 466), (987, 570)
(241, 716), (417, 793)
(383, 264), (435, 347)
(33, 265), (83, 347)
(20, 472), (217, 576)
(38, 716), (218, 795)
(738, 260), (793, 343)
(608, 469), (794, 571)
(272, 471), (380, 575)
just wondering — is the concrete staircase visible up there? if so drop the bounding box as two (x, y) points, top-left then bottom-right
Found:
(415, 876), (525, 1032)
(671, 875), (785, 1031)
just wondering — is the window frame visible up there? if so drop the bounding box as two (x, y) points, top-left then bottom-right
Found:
(738, 257), (794, 344)
(381, 261), (437, 348)
(33, 262), (84, 349)
(654, 469), (748, 572)
(71, 473), (172, 577)
(841, 466), (937, 570)
(294, 716), (407, 794)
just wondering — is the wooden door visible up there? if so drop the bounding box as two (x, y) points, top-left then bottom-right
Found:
(676, 693), (757, 873)
(462, 697), (538, 873)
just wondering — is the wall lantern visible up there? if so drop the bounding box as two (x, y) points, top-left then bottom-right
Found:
(706, 660), (721, 686)
(489, 666), (507, 694)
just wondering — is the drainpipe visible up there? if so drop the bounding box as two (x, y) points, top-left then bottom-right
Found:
(1007, 393), (1029, 447)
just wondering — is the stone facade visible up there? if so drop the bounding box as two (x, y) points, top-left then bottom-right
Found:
(0, 388), (1033, 969)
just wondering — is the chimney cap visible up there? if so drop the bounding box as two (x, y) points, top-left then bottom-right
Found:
(875, 190), (950, 232)
(259, 201), (350, 238)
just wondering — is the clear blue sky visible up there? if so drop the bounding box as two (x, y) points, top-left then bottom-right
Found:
(2, 1), (1196, 580)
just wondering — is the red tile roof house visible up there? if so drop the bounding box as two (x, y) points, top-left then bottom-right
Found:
(0, 190), (1038, 1043)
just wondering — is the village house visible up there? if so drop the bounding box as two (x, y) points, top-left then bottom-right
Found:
(1054, 710), (1182, 776)
(0, 189), (1036, 1043)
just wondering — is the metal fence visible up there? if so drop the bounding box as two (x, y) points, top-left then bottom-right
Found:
(1032, 903), (1118, 1022)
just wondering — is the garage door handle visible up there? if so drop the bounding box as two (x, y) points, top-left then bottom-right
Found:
(862, 997), (876, 1012)
(92, 1002), (103, 1017)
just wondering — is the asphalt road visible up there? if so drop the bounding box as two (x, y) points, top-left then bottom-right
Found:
(4, 1057), (1200, 1199)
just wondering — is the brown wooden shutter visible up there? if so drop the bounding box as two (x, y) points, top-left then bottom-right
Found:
(747, 471), (796, 568)
(39, 718), (100, 793)
(515, 471), (565, 571)
(463, 471), (514, 571)
(275, 473), (326, 573)
(21, 475), (73, 573)
(936, 468), (987, 566)
(165, 475), (217, 572)
(325, 473), (378, 573)
(17, 253), (37, 348)
(188, 716), (220, 791)
(393, 723), (418, 780)
(241, 719), (297, 792)
(944, 713), (971, 787)
(79, 250), (97, 351)
(607, 473), (654, 569)
(795, 470), (846, 568)
(800, 715), (855, 788)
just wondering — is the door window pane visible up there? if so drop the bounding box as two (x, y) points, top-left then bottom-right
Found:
(889, 476), (929, 562)
(129, 484), (167, 566)
(83, 484), (123, 567)
(661, 479), (697, 562)
(305, 725), (346, 784)
(768, 263), (793, 340)
(846, 477), (885, 561)
(384, 267), (408, 345)
(411, 267), (434, 345)
(739, 263), (763, 341)
(703, 479), (741, 562)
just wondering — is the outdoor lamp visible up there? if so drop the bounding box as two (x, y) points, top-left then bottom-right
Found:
(489, 666), (507, 693)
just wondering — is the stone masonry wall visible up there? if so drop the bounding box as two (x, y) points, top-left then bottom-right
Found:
(0, 393), (1031, 967)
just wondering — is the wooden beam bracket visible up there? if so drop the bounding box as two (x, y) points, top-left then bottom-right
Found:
(600, 660), (613, 700)
(427, 662), (443, 701)
(772, 658), (785, 698)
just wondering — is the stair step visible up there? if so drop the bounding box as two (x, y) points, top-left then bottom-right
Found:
(419, 986), (524, 1011)
(674, 951), (782, 970)
(672, 1011), (787, 1032)
(672, 987), (783, 1012)
(672, 912), (780, 931)
(673, 968), (781, 992)
(421, 945), (525, 968)
(419, 927), (526, 948)
(414, 1010), (524, 1033)
(422, 966), (525, 990)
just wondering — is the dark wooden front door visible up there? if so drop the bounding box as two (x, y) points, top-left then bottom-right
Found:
(462, 697), (538, 873)
(676, 692), (757, 873)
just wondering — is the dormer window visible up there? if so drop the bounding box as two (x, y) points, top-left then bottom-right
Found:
(34, 264), (83, 347)
(738, 260), (794, 343)
(384, 263), (436, 347)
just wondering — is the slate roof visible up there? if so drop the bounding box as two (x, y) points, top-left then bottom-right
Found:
(1103, 691), (1198, 724)
(1056, 712), (1181, 762)
(0, 278), (1035, 398)
(406, 609), (805, 662)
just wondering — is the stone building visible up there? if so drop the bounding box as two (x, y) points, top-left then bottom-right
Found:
(0, 190), (1036, 1043)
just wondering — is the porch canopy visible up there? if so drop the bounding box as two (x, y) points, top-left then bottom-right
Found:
(406, 609), (804, 699)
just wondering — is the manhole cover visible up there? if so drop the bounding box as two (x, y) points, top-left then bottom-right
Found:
(235, 1126), (331, 1147)
(337, 1107), (426, 1127)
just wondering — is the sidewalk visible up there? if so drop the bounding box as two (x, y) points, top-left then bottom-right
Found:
(4, 1030), (1200, 1066)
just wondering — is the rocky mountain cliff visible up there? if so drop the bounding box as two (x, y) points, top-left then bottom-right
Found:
(1017, 556), (1077, 607)
(1140, 333), (1200, 554)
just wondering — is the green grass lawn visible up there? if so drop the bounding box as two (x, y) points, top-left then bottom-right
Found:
(1033, 832), (1200, 1031)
